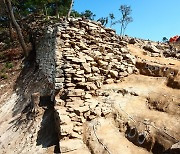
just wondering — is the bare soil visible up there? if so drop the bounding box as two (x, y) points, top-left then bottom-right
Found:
(0, 44), (179, 154)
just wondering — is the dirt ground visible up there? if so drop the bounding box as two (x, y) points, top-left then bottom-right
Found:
(82, 44), (180, 154)
(0, 43), (179, 154)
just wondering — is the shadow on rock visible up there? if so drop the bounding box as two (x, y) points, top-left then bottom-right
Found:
(36, 107), (61, 153)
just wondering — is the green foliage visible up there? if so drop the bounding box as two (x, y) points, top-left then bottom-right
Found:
(81, 10), (96, 20)
(0, 73), (8, 79)
(109, 13), (115, 20)
(162, 37), (168, 43)
(0, 66), (8, 79)
(113, 5), (133, 36)
(97, 17), (108, 26)
(11, 0), (72, 17)
(0, 67), (5, 73)
(71, 10), (81, 17)
(1, 0), (97, 23)
(5, 62), (13, 69)
(109, 13), (115, 28)
(0, 53), (5, 59)
(0, 61), (13, 80)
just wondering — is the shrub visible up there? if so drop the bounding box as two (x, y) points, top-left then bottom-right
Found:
(5, 62), (13, 69)
(0, 73), (8, 79)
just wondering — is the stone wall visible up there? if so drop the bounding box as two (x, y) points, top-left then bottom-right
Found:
(52, 18), (138, 139)
(53, 18), (137, 106)
(35, 18), (138, 138)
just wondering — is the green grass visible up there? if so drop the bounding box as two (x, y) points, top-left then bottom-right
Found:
(5, 62), (13, 69)
(0, 62), (13, 80)
(0, 53), (5, 59)
(0, 68), (5, 73)
(0, 73), (8, 79)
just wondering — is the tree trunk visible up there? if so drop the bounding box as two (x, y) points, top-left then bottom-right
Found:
(120, 23), (123, 36)
(3, 1), (13, 41)
(5, 0), (28, 57)
(67, 0), (73, 18)
(55, 0), (59, 18)
(44, 4), (48, 16)
(8, 17), (13, 41)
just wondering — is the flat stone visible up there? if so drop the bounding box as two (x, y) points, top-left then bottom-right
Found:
(86, 82), (97, 90)
(74, 106), (89, 116)
(60, 139), (85, 153)
(120, 47), (128, 53)
(71, 57), (82, 63)
(119, 71), (128, 77)
(61, 34), (70, 38)
(124, 54), (136, 65)
(73, 77), (85, 82)
(60, 114), (71, 125)
(67, 89), (85, 97)
(84, 93), (92, 99)
(119, 41), (128, 46)
(87, 76), (99, 82)
(90, 61), (97, 66)
(61, 124), (73, 136)
(143, 44), (160, 53)
(100, 28), (106, 33)
(109, 70), (118, 78)
(55, 83), (64, 89)
(101, 106), (111, 116)
(85, 55), (94, 61)
(127, 67), (133, 74)
(91, 66), (100, 73)
(76, 70), (85, 75)
(93, 50), (102, 56)
(98, 60), (108, 67)
(89, 99), (99, 109)
(105, 79), (114, 84)
(66, 83), (76, 87)
(82, 63), (91, 73)
(55, 78), (64, 83)
(73, 126), (83, 134)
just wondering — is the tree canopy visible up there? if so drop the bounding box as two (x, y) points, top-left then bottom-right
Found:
(0, 1), (134, 57)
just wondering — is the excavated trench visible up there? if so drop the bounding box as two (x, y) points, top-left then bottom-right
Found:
(81, 46), (180, 154)
(83, 73), (180, 154)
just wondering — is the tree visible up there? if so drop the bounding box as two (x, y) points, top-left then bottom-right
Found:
(4, 0), (28, 57)
(81, 10), (96, 20)
(0, 0), (14, 41)
(71, 10), (81, 17)
(97, 17), (108, 26)
(11, 0), (72, 17)
(67, 0), (73, 18)
(109, 13), (115, 28)
(114, 5), (133, 36)
(162, 37), (168, 43)
(119, 5), (133, 36)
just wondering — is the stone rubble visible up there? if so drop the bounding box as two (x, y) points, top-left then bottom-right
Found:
(44, 18), (137, 139)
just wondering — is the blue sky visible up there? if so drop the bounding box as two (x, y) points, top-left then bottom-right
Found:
(73, 0), (180, 41)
